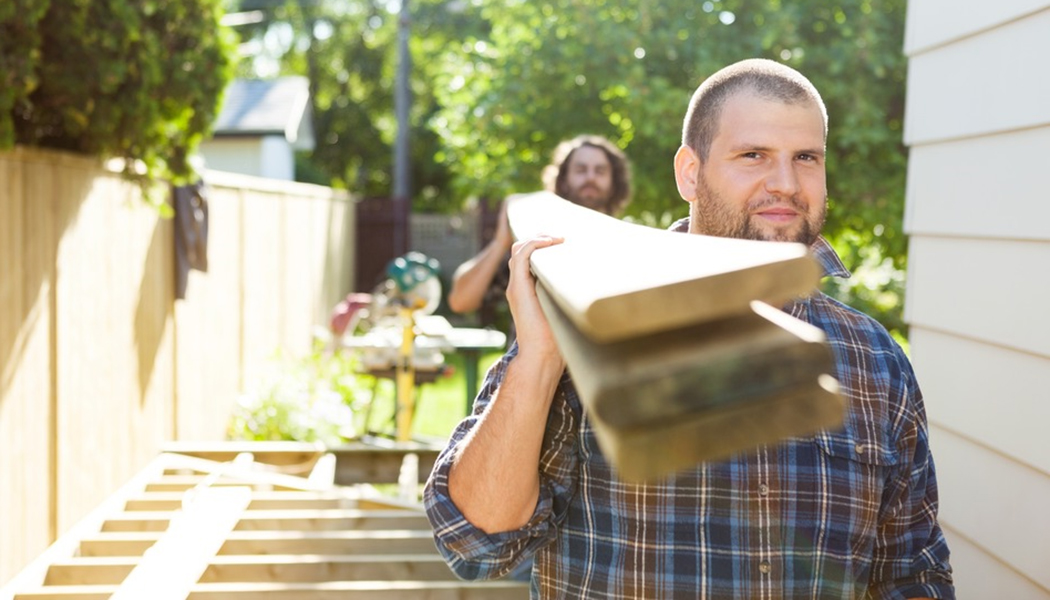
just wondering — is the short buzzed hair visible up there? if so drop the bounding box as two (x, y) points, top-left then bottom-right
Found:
(682, 59), (828, 160)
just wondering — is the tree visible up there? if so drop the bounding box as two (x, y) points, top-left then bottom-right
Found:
(1, 0), (236, 196)
(427, 0), (910, 337)
(229, 0), (482, 210)
(233, 0), (912, 337)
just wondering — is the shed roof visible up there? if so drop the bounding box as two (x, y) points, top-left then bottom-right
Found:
(212, 76), (314, 150)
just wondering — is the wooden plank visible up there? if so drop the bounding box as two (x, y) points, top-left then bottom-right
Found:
(155, 452), (353, 492)
(144, 476), (297, 493)
(330, 440), (442, 485)
(507, 191), (822, 343)
(77, 530), (440, 557)
(592, 374), (842, 481)
(545, 295), (836, 429)
(14, 581), (529, 600)
(506, 193), (842, 480)
(161, 441), (325, 473)
(45, 554), (457, 585)
(164, 436), (444, 485)
(306, 453), (336, 488)
(199, 554), (455, 583)
(124, 491), (350, 512)
(188, 581), (530, 599)
(101, 508), (429, 532)
(171, 183), (244, 441)
(109, 487), (251, 600)
(540, 292), (843, 480)
(0, 457), (170, 599)
(0, 150), (55, 588)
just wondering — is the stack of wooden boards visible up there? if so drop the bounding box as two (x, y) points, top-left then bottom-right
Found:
(0, 442), (528, 600)
(507, 192), (844, 481)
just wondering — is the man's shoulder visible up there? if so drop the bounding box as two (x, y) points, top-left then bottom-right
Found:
(810, 293), (907, 358)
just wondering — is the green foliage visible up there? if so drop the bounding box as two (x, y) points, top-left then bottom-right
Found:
(233, 0), (912, 335)
(0, 0), (236, 197)
(0, 0), (49, 147)
(227, 347), (374, 446)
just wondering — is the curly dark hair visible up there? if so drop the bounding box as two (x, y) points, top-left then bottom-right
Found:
(541, 134), (632, 216)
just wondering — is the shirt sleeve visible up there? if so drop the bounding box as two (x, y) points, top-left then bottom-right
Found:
(867, 352), (955, 599)
(422, 343), (580, 580)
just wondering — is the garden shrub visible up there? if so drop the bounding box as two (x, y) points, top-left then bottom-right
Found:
(227, 347), (374, 447)
(0, 0), (48, 147)
(0, 0), (235, 196)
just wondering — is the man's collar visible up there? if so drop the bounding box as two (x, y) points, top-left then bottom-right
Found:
(667, 217), (851, 279)
(809, 236), (851, 279)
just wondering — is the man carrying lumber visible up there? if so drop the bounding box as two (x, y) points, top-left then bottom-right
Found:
(425, 59), (954, 598)
(446, 134), (632, 320)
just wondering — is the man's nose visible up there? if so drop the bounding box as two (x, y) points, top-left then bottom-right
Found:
(764, 159), (800, 197)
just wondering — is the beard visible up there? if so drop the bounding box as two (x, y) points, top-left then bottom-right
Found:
(690, 172), (825, 246)
(562, 182), (613, 214)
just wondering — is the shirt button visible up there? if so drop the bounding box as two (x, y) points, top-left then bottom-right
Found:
(759, 561), (771, 574)
(758, 483), (769, 496)
(855, 444), (866, 455)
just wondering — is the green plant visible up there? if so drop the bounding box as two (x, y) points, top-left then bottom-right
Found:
(227, 347), (374, 446)
(1, 0), (236, 208)
(0, 0), (48, 147)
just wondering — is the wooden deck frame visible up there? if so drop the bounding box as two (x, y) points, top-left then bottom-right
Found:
(1, 444), (527, 600)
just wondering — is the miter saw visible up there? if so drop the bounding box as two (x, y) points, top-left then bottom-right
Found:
(340, 252), (448, 441)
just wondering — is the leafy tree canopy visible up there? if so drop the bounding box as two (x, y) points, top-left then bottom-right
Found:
(231, 0), (910, 337)
(1, 0), (236, 199)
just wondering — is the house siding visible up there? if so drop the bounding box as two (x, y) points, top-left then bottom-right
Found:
(903, 2), (1050, 597)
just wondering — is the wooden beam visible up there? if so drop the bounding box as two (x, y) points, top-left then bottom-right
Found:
(507, 192), (845, 480)
(101, 508), (430, 533)
(123, 491), (351, 512)
(110, 486), (250, 600)
(507, 191), (822, 342)
(0, 457), (170, 599)
(545, 296), (837, 430)
(160, 441), (325, 476)
(330, 441), (441, 485)
(14, 581), (530, 600)
(77, 530), (440, 557)
(163, 439), (445, 485)
(45, 554), (458, 585)
(153, 453), (351, 492)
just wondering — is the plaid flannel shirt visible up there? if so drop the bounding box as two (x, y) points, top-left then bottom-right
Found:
(424, 234), (954, 599)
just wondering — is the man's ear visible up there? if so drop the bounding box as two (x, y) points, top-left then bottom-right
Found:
(674, 145), (700, 202)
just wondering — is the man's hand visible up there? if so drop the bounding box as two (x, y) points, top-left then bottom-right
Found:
(507, 235), (565, 369)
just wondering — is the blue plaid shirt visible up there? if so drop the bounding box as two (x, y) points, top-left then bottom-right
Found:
(424, 234), (954, 599)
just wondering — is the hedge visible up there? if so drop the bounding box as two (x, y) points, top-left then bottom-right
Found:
(0, 0), (235, 190)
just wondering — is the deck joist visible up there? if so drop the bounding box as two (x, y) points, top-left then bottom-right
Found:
(1, 442), (526, 600)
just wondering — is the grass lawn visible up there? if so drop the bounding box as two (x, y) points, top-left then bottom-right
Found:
(361, 350), (504, 440)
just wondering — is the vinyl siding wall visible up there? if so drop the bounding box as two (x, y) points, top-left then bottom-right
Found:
(902, 2), (1050, 597)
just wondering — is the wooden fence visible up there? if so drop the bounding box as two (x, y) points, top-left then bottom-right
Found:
(0, 147), (356, 584)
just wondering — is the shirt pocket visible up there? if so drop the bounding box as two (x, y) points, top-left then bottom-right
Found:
(811, 429), (898, 558)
